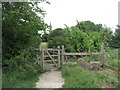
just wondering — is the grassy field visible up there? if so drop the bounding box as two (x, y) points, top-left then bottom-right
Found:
(61, 48), (119, 88)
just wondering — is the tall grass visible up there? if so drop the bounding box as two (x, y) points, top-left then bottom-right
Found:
(2, 69), (47, 88)
(84, 47), (118, 71)
(62, 65), (118, 88)
(61, 48), (118, 88)
(2, 72), (39, 88)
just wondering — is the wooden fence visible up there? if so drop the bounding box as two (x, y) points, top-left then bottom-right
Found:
(61, 42), (105, 65)
(38, 42), (105, 69)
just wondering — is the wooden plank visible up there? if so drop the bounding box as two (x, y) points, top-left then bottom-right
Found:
(58, 46), (60, 68)
(61, 45), (65, 65)
(45, 50), (57, 66)
(49, 64), (56, 66)
(44, 60), (58, 62)
(34, 47), (61, 51)
(43, 48), (61, 51)
(41, 48), (44, 70)
(44, 55), (58, 57)
(101, 42), (104, 53)
(63, 52), (101, 55)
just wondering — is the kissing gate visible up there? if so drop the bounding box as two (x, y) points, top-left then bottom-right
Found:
(39, 43), (105, 70)
(39, 46), (65, 70)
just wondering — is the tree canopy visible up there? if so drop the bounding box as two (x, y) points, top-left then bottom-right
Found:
(43, 21), (114, 53)
(2, 2), (48, 59)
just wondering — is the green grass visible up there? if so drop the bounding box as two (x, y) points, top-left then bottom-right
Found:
(62, 65), (99, 88)
(3, 72), (38, 88)
(2, 70), (47, 88)
(105, 48), (118, 71)
(61, 48), (118, 88)
(84, 48), (118, 71)
(61, 65), (118, 88)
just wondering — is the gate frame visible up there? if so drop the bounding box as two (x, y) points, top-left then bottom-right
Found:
(40, 46), (61, 70)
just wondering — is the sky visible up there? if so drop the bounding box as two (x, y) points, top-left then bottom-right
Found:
(38, 0), (119, 32)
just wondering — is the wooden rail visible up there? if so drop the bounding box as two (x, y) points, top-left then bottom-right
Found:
(63, 52), (102, 55)
(61, 43), (105, 64)
(43, 48), (61, 51)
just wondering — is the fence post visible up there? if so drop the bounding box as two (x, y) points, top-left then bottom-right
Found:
(39, 45), (42, 65)
(41, 48), (44, 70)
(57, 46), (60, 68)
(101, 42), (105, 54)
(100, 42), (105, 61)
(61, 45), (65, 65)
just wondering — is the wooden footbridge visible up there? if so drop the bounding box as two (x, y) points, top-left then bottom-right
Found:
(37, 43), (105, 70)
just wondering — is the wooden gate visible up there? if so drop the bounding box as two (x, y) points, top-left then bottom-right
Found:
(38, 43), (105, 70)
(40, 46), (61, 70)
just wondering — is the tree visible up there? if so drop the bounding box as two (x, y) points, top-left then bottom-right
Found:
(2, 2), (48, 59)
(110, 25), (120, 48)
(64, 26), (95, 52)
(47, 28), (66, 48)
(46, 21), (113, 52)
(76, 20), (102, 32)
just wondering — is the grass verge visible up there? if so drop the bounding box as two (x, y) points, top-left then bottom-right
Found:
(61, 64), (118, 88)
(2, 70), (46, 88)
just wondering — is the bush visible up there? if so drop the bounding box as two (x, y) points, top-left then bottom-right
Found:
(2, 46), (43, 88)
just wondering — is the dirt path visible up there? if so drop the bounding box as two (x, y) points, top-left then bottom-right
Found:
(36, 71), (64, 88)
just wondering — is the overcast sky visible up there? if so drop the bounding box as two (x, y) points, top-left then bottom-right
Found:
(38, 0), (119, 32)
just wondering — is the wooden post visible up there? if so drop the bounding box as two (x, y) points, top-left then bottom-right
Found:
(57, 46), (60, 68)
(100, 42), (105, 61)
(39, 47), (42, 67)
(41, 48), (44, 70)
(61, 45), (65, 65)
(101, 42), (105, 54)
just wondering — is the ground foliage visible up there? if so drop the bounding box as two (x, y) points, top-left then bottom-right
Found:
(62, 64), (118, 88)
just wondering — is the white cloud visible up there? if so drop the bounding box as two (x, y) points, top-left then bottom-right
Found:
(38, 0), (119, 32)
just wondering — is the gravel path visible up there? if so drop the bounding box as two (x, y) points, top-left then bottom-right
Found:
(36, 71), (64, 88)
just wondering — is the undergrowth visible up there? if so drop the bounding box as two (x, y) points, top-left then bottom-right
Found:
(61, 48), (118, 88)
(2, 68), (46, 88)
(2, 47), (45, 88)
(61, 65), (118, 88)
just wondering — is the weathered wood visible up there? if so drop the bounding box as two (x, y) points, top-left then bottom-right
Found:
(44, 55), (58, 57)
(101, 42), (104, 53)
(41, 48), (44, 70)
(43, 48), (61, 51)
(44, 60), (58, 62)
(61, 45), (65, 65)
(49, 64), (56, 66)
(64, 52), (101, 55)
(45, 50), (57, 66)
(39, 43), (104, 70)
(58, 46), (60, 68)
